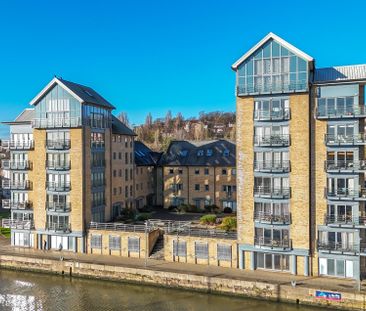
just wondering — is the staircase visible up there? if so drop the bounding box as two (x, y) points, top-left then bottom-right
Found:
(149, 235), (164, 260)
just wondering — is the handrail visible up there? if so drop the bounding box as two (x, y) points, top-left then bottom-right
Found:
(254, 236), (292, 248)
(254, 108), (291, 121)
(254, 160), (290, 171)
(254, 134), (290, 146)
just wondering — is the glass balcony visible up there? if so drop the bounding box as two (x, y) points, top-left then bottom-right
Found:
(46, 160), (71, 171)
(254, 160), (290, 173)
(254, 108), (291, 121)
(316, 104), (366, 119)
(325, 187), (366, 200)
(254, 186), (291, 199)
(2, 160), (31, 170)
(91, 141), (105, 149)
(325, 134), (366, 146)
(1, 219), (34, 230)
(254, 236), (292, 249)
(46, 140), (71, 150)
(2, 180), (31, 190)
(32, 117), (81, 128)
(254, 134), (290, 147)
(46, 202), (71, 213)
(2, 199), (32, 209)
(324, 214), (366, 226)
(254, 212), (291, 224)
(237, 80), (307, 96)
(317, 240), (359, 253)
(91, 160), (106, 169)
(46, 181), (71, 192)
(2, 140), (34, 150)
(92, 179), (106, 188)
(46, 222), (71, 232)
(325, 160), (366, 172)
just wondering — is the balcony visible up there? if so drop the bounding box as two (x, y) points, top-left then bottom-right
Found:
(325, 187), (366, 201)
(46, 202), (71, 213)
(92, 179), (106, 188)
(254, 108), (291, 121)
(2, 160), (31, 170)
(325, 160), (366, 172)
(91, 160), (106, 169)
(46, 140), (71, 150)
(317, 240), (359, 253)
(324, 214), (366, 226)
(237, 80), (307, 96)
(46, 222), (71, 232)
(91, 141), (105, 149)
(254, 236), (292, 249)
(2, 140), (34, 150)
(46, 160), (71, 171)
(254, 134), (290, 147)
(32, 117), (81, 128)
(325, 134), (366, 146)
(1, 219), (34, 230)
(2, 180), (31, 190)
(254, 160), (290, 173)
(46, 181), (71, 192)
(254, 186), (291, 199)
(316, 104), (366, 119)
(2, 199), (32, 210)
(254, 212), (291, 224)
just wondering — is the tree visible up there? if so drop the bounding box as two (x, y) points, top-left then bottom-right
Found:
(164, 110), (172, 130)
(145, 113), (153, 128)
(117, 112), (130, 127)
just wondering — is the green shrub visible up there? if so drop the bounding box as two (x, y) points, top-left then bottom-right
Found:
(136, 213), (152, 221)
(200, 214), (217, 225)
(204, 204), (220, 214)
(220, 216), (237, 231)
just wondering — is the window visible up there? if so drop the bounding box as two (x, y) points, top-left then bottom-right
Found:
(113, 170), (117, 177)
(256, 252), (289, 271)
(128, 237), (140, 252)
(195, 242), (208, 259)
(197, 150), (204, 157)
(223, 150), (230, 157)
(217, 244), (232, 261)
(204, 168), (209, 175)
(118, 152), (122, 159)
(231, 169), (236, 175)
(113, 152), (116, 160)
(173, 240), (187, 257)
(113, 188), (117, 195)
(125, 153), (128, 164)
(178, 169), (183, 174)
(195, 184), (200, 191)
(205, 184), (209, 191)
(119, 169), (122, 177)
(222, 169), (227, 175)
(206, 149), (213, 156)
(91, 235), (102, 249)
(109, 236), (121, 250)
(169, 168), (174, 174)
(194, 169), (200, 175)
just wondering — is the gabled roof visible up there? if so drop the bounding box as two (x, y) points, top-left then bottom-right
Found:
(2, 108), (35, 125)
(112, 115), (136, 136)
(29, 77), (115, 109)
(232, 32), (313, 70)
(159, 139), (236, 167)
(134, 141), (162, 166)
(314, 64), (366, 84)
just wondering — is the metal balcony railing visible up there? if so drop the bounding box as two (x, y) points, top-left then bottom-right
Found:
(2, 160), (31, 170)
(254, 134), (290, 147)
(254, 160), (290, 172)
(46, 222), (71, 232)
(237, 80), (308, 96)
(46, 202), (71, 212)
(91, 160), (106, 169)
(2, 140), (34, 150)
(254, 236), (292, 249)
(2, 199), (31, 209)
(46, 160), (71, 170)
(91, 141), (105, 149)
(316, 104), (365, 119)
(325, 134), (366, 145)
(46, 181), (71, 192)
(325, 160), (366, 172)
(325, 187), (366, 200)
(46, 140), (71, 150)
(92, 179), (106, 188)
(254, 108), (291, 121)
(254, 186), (291, 199)
(324, 214), (366, 226)
(32, 117), (81, 128)
(89, 222), (148, 232)
(1, 219), (34, 230)
(2, 180), (31, 190)
(254, 211), (291, 224)
(317, 240), (359, 253)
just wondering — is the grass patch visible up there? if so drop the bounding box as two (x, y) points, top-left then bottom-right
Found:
(0, 227), (11, 238)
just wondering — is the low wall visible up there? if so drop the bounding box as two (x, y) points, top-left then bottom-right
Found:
(0, 254), (365, 310)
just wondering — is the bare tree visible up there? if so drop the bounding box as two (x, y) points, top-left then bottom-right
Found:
(117, 112), (130, 127)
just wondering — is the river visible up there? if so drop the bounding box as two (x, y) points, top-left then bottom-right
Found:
(0, 269), (322, 311)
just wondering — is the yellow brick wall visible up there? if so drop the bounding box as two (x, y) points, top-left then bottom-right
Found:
(135, 165), (155, 206)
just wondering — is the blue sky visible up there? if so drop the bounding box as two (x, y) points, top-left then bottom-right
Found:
(0, 0), (366, 138)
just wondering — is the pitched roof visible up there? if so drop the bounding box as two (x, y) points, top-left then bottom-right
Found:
(30, 77), (115, 109)
(232, 32), (313, 70)
(159, 139), (236, 167)
(314, 64), (366, 84)
(2, 108), (35, 125)
(134, 141), (161, 166)
(112, 115), (136, 136)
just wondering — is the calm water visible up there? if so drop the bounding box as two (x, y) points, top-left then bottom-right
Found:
(0, 269), (321, 311)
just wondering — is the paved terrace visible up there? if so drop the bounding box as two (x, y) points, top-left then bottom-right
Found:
(0, 237), (363, 294)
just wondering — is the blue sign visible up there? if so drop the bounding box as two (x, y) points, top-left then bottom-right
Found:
(315, 290), (342, 301)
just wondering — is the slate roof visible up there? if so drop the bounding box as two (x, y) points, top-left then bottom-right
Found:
(314, 64), (366, 83)
(159, 140), (236, 167)
(2, 108), (35, 124)
(111, 115), (136, 136)
(58, 78), (116, 109)
(134, 141), (162, 166)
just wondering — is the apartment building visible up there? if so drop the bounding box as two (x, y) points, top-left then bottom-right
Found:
(158, 140), (236, 211)
(1, 77), (136, 252)
(233, 32), (366, 279)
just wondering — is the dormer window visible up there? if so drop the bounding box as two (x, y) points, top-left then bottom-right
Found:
(206, 149), (213, 156)
(197, 150), (204, 157)
(223, 149), (230, 157)
(179, 150), (188, 157)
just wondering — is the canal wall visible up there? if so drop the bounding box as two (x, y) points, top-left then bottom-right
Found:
(0, 254), (365, 310)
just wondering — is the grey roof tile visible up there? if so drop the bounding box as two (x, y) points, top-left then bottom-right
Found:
(314, 64), (366, 83)
(112, 115), (136, 136)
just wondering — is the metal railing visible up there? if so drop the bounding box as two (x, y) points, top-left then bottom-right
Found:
(32, 117), (81, 128)
(2, 180), (31, 190)
(1, 140), (34, 150)
(46, 140), (71, 150)
(254, 236), (292, 249)
(254, 212), (291, 224)
(167, 228), (237, 239)
(254, 108), (291, 121)
(2, 200), (31, 209)
(91, 160), (106, 168)
(325, 160), (366, 172)
(325, 134), (366, 145)
(237, 80), (308, 95)
(92, 179), (106, 188)
(1, 219), (34, 230)
(254, 134), (290, 147)
(89, 222), (149, 232)
(46, 222), (71, 232)
(316, 105), (365, 119)
(46, 202), (71, 212)
(46, 181), (71, 192)
(91, 141), (105, 149)
(254, 186), (291, 199)
(317, 240), (359, 253)
(325, 187), (366, 200)
(46, 160), (71, 170)
(1, 160), (31, 170)
(324, 214), (366, 226)
(254, 160), (290, 172)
